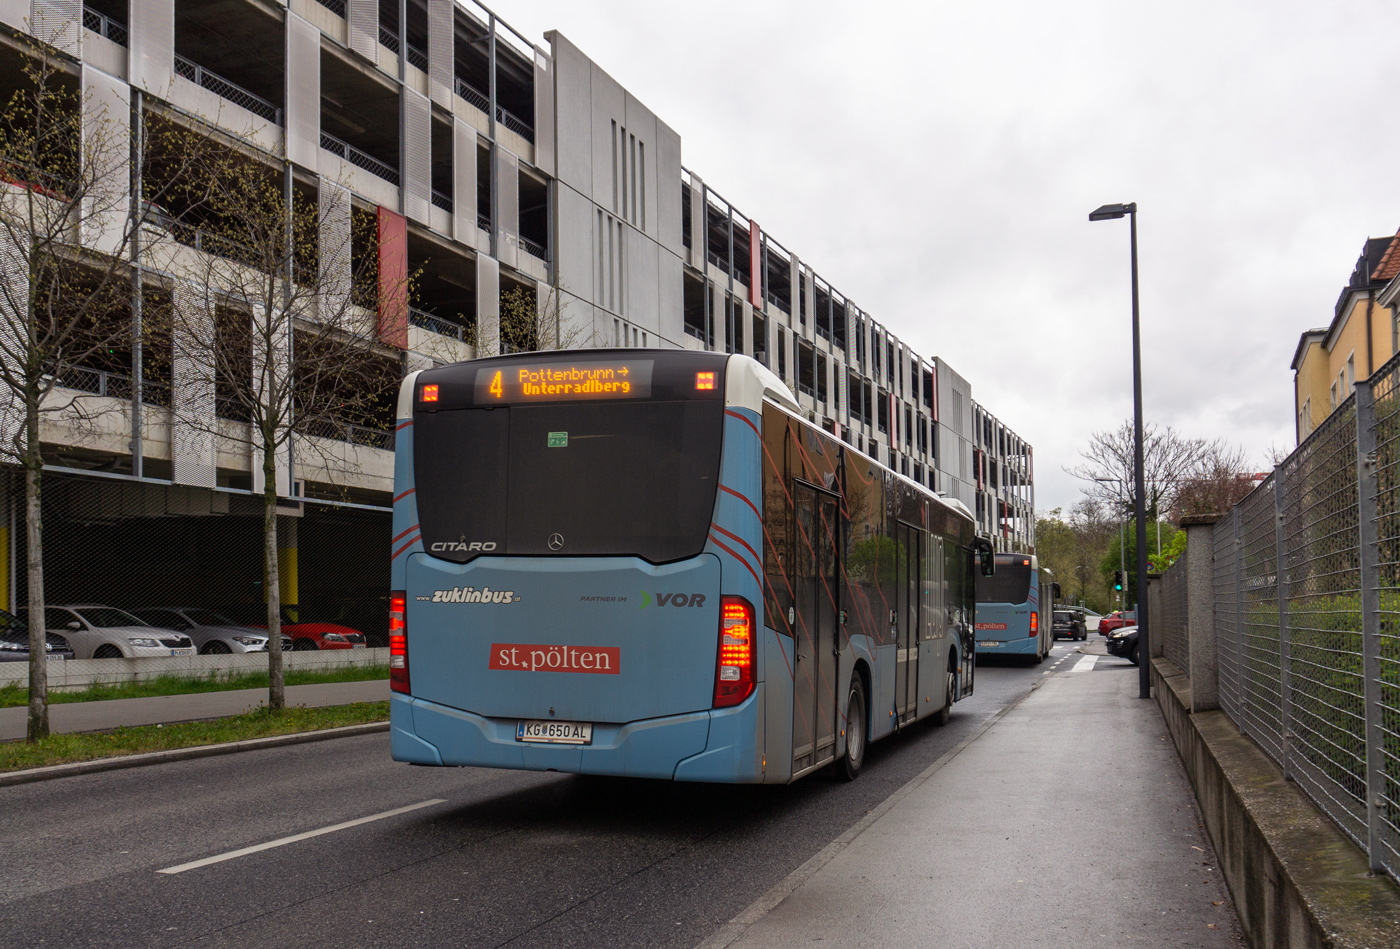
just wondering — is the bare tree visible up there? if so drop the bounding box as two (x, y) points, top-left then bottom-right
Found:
(165, 147), (404, 709)
(496, 283), (595, 354)
(1066, 421), (1212, 519)
(0, 41), (220, 740)
(1172, 441), (1262, 520)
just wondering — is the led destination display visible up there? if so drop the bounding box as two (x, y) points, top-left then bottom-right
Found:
(475, 360), (654, 403)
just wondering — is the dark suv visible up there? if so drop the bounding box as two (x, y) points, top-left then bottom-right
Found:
(1052, 610), (1087, 641)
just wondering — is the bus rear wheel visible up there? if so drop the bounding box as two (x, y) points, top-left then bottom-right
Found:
(838, 673), (867, 782)
(934, 664), (954, 727)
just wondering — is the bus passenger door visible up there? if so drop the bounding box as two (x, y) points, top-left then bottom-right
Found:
(895, 522), (920, 726)
(792, 483), (839, 777)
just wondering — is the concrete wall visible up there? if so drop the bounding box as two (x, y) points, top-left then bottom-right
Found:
(1154, 657), (1400, 949)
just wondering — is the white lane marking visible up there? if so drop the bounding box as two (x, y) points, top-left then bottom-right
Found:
(158, 799), (447, 874)
(1071, 655), (1098, 673)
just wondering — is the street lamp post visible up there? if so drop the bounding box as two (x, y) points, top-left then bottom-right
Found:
(1090, 202), (1150, 700)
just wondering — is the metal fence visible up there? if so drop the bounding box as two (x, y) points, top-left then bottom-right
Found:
(1196, 350), (1400, 880)
(1159, 546), (1188, 671)
(174, 55), (283, 127)
(0, 469), (393, 655)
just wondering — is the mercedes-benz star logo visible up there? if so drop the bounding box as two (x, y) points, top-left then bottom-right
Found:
(548, 533), (565, 551)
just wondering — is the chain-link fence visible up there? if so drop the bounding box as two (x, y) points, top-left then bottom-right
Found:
(1159, 547), (1188, 672)
(1190, 351), (1400, 881)
(1213, 510), (1241, 724)
(0, 468), (391, 675)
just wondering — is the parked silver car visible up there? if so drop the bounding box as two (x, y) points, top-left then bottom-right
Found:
(133, 607), (291, 655)
(20, 605), (195, 660)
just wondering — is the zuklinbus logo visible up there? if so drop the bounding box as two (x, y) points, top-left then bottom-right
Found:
(488, 643), (621, 674)
(432, 586), (516, 604)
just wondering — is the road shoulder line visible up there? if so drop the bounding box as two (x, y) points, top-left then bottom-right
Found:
(693, 682), (1042, 949)
(0, 721), (389, 787)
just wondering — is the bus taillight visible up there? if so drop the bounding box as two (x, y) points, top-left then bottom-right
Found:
(1029, 610), (1038, 638)
(714, 596), (756, 708)
(390, 591), (410, 694)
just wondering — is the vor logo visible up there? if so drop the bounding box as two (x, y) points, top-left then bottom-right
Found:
(639, 591), (707, 609)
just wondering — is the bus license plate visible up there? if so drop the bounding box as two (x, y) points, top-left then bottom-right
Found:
(978, 640), (1000, 648)
(517, 720), (593, 745)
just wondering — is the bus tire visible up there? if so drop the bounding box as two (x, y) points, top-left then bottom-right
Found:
(934, 661), (954, 727)
(838, 673), (867, 782)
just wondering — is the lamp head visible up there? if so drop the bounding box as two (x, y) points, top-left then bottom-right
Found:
(1089, 202), (1136, 221)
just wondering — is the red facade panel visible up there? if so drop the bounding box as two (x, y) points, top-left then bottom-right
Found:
(377, 206), (409, 350)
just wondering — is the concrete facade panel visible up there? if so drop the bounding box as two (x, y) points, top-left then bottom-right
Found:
(346, 0), (377, 64)
(403, 88), (432, 225)
(128, 0), (173, 95)
(0, 0), (26, 33)
(286, 12), (320, 172)
(547, 31), (591, 199)
(624, 93), (657, 236)
(476, 253), (500, 356)
(533, 50), (555, 178)
(81, 65), (129, 256)
(426, 0), (452, 107)
(658, 249), (682, 345)
(625, 226), (658, 333)
(589, 64), (624, 214)
(33, 0), (80, 55)
(451, 118), (477, 245)
(494, 145), (520, 270)
(655, 119), (682, 256)
(686, 173), (705, 270)
(554, 184), (594, 305)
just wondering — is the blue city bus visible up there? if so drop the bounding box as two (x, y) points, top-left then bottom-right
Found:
(974, 552), (1054, 663)
(388, 349), (992, 784)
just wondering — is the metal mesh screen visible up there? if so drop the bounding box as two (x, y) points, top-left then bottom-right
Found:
(1205, 351), (1400, 881)
(2, 471), (391, 668)
(1237, 472), (1285, 764)
(1214, 511), (1242, 722)
(1159, 549), (1188, 673)
(1369, 358), (1400, 874)
(1279, 397), (1368, 847)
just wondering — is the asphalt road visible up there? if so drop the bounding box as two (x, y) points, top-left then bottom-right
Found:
(0, 642), (1086, 949)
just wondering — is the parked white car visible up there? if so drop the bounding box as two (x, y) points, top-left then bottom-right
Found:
(133, 607), (291, 655)
(21, 605), (195, 660)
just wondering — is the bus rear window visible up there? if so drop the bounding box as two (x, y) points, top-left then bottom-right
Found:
(977, 562), (1032, 604)
(414, 400), (724, 563)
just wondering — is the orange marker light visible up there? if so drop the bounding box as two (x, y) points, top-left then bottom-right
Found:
(422, 384), (439, 403)
(696, 371), (716, 391)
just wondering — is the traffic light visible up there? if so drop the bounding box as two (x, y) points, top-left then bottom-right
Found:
(1113, 570), (1124, 592)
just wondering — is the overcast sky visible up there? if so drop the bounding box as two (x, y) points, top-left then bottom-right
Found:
(492, 0), (1400, 514)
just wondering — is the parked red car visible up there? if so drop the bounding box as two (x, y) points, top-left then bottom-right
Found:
(1098, 610), (1137, 637)
(251, 607), (368, 651)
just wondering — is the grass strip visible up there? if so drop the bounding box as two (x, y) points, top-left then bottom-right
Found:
(0, 701), (389, 772)
(0, 664), (388, 708)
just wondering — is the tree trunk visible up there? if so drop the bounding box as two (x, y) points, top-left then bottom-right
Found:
(262, 431), (284, 710)
(24, 399), (46, 742)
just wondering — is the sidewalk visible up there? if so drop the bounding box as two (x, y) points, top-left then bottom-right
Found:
(708, 654), (1244, 949)
(0, 680), (388, 741)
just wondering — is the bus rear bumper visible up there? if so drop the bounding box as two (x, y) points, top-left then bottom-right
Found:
(392, 693), (756, 781)
(975, 638), (1038, 655)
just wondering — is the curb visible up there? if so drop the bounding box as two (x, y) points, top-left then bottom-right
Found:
(693, 681), (1042, 949)
(0, 721), (389, 787)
